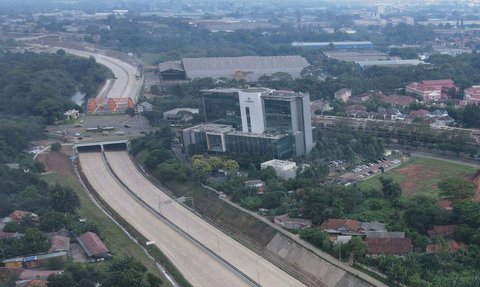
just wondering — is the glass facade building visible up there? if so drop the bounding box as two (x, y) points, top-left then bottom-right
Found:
(183, 88), (314, 159)
(202, 90), (242, 129)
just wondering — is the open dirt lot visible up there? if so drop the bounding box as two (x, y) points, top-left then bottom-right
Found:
(361, 157), (477, 196)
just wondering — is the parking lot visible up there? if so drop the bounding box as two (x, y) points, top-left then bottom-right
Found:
(340, 158), (402, 183)
(46, 114), (154, 142)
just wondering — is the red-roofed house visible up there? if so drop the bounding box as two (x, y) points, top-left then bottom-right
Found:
(321, 219), (362, 235)
(77, 232), (110, 259)
(366, 238), (412, 255)
(406, 79), (456, 101)
(383, 95), (416, 108)
(19, 270), (63, 280)
(24, 279), (49, 287)
(439, 199), (453, 211)
(334, 88), (352, 102)
(49, 235), (70, 253)
(427, 225), (456, 239)
(3, 210), (33, 223)
(0, 231), (18, 239)
(426, 239), (466, 254)
(463, 85), (480, 105)
(410, 109), (430, 118)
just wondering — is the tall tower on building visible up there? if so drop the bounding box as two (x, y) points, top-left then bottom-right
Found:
(200, 88), (314, 157)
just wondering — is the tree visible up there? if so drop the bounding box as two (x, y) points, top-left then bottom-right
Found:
(454, 200), (480, 228)
(21, 228), (50, 254)
(51, 142), (62, 152)
(49, 184), (80, 213)
(223, 159), (239, 174)
(125, 107), (136, 117)
(379, 177), (402, 198)
(438, 177), (475, 201)
(208, 157), (223, 171)
(247, 163), (259, 178)
(192, 156), (212, 182)
(345, 237), (367, 259)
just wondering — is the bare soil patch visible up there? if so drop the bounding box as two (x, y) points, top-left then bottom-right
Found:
(36, 150), (74, 177)
(394, 164), (440, 193)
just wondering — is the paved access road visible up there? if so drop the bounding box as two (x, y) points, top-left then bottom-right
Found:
(57, 48), (142, 102)
(105, 151), (306, 287)
(79, 152), (254, 287)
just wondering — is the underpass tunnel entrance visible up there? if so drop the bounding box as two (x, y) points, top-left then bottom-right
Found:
(104, 142), (128, 151)
(77, 145), (102, 153)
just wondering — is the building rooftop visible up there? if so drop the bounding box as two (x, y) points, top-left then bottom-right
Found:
(366, 238), (412, 255)
(261, 159), (297, 168)
(19, 270), (63, 280)
(184, 123), (235, 134)
(427, 225), (456, 239)
(77, 232), (109, 257)
(321, 219), (361, 233)
(292, 41), (373, 47)
(49, 235), (70, 253)
(365, 231), (405, 238)
(357, 59), (425, 68)
(158, 60), (184, 72)
(163, 108), (199, 116)
(182, 56), (309, 81)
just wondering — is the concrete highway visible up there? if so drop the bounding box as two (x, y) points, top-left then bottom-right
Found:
(104, 151), (306, 287)
(41, 46), (143, 103)
(79, 152), (254, 287)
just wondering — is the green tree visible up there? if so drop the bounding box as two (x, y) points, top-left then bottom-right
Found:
(438, 177), (475, 201)
(192, 155), (212, 182)
(51, 142), (62, 152)
(125, 107), (136, 117)
(247, 163), (259, 178)
(21, 228), (50, 254)
(49, 184), (80, 213)
(345, 237), (367, 259)
(208, 157), (223, 171)
(223, 159), (239, 174)
(379, 177), (402, 198)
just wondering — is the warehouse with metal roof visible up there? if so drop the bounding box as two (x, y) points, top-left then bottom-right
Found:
(158, 55), (309, 82)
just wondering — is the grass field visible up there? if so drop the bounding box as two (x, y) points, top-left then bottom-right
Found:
(42, 172), (171, 285)
(360, 157), (478, 196)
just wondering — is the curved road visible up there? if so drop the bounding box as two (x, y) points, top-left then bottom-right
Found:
(46, 46), (142, 103)
(104, 151), (306, 287)
(79, 152), (253, 287)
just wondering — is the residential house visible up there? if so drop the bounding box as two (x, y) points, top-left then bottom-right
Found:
(406, 79), (457, 102)
(463, 85), (480, 105)
(48, 235), (70, 253)
(365, 231), (405, 238)
(137, 101), (153, 112)
(383, 95), (415, 108)
(0, 231), (18, 239)
(19, 270), (63, 280)
(409, 109), (431, 121)
(427, 225), (456, 239)
(366, 238), (412, 255)
(163, 108), (199, 124)
(274, 215), (312, 230)
(359, 221), (387, 232)
(1, 252), (67, 269)
(334, 88), (352, 102)
(426, 239), (466, 254)
(320, 219), (362, 238)
(244, 180), (265, 194)
(77, 232), (110, 259)
(345, 105), (367, 118)
(439, 199), (453, 211)
(310, 100), (333, 114)
(3, 210), (37, 223)
(431, 115), (455, 127)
